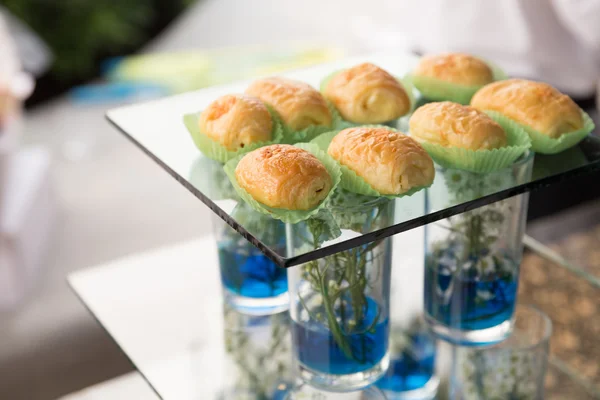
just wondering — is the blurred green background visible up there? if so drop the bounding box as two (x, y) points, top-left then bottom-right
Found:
(4, 0), (194, 104)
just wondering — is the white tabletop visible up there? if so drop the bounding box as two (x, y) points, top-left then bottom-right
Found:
(69, 228), (424, 400)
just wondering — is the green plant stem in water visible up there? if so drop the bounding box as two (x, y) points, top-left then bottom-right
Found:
(299, 224), (381, 364)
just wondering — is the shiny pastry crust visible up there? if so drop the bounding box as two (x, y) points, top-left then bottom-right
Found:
(246, 77), (332, 130)
(413, 53), (494, 86)
(409, 102), (507, 150)
(235, 144), (332, 210)
(199, 94), (273, 151)
(328, 127), (434, 195)
(471, 79), (584, 138)
(323, 63), (411, 123)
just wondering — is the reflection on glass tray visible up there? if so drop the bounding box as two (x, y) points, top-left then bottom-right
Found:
(106, 53), (600, 267)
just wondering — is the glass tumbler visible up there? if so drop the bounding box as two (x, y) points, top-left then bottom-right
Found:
(376, 229), (439, 400)
(218, 303), (293, 400)
(451, 304), (552, 400)
(287, 191), (395, 391)
(211, 204), (289, 315)
(424, 152), (534, 345)
(376, 317), (439, 400)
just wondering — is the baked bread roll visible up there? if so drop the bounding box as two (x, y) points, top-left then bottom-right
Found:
(323, 62), (411, 123)
(199, 94), (273, 151)
(235, 144), (332, 210)
(413, 53), (494, 86)
(471, 79), (584, 138)
(328, 127), (434, 195)
(409, 102), (507, 150)
(246, 77), (332, 131)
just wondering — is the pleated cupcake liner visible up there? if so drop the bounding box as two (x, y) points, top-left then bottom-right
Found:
(311, 128), (430, 198)
(223, 142), (342, 224)
(319, 70), (417, 129)
(413, 112), (532, 174)
(406, 60), (508, 105)
(183, 105), (284, 163)
(485, 110), (595, 155)
(279, 101), (345, 144)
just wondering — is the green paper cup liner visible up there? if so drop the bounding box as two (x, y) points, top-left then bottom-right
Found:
(319, 70), (417, 129)
(183, 107), (284, 163)
(400, 77), (418, 113)
(531, 145), (588, 181)
(407, 75), (480, 105)
(279, 101), (345, 144)
(396, 77), (418, 132)
(413, 112), (532, 173)
(489, 61), (509, 80)
(311, 128), (430, 197)
(223, 142), (342, 223)
(486, 110), (594, 155)
(319, 70), (339, 93)
(406, 60), (507, 105)
(319, 71), (417, 110)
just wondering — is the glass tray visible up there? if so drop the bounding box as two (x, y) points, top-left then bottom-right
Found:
(106, 53), (600, 267)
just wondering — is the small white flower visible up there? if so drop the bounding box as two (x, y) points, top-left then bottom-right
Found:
(462, 259), (474, 271)
(476, 289), (495, 301)
(477, 255), (496, 275)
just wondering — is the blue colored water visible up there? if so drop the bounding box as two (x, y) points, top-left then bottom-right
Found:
(292, 297), (389, 375)
(270, 381), (295, 400)
(376, 331), (436, 393)
(424, 256), (518, 330)
(219, 244), (287, 298)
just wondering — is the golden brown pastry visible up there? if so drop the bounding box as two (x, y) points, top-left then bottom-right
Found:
(328, 127), (434, 195)
(471, 79), (584, 138)
(245, 77), (332, 131)
(413, 53), (494, 86)
(199, 94), (273, 151)
(409, 102), (507, 150)
(235, 144), (332, 210)
(323, 62), (411, 123)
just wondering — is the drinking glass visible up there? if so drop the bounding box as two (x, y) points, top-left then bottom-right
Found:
(377, 229), (439, 400)
(212, 204), (288, 315)
(376, 317), (439, 399)
(287, 191), (395, 391)
(451, 304), (552, 400)
(424, 152), (534, 345)
(217, 303), (293, 399)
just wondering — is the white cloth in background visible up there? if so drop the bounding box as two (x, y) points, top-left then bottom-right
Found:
(146, 0), (370, 53)
(0, 13), (19, 130)
(0, 147), (55, 310)
(0, 11), (34, 205)
(152, 0), (600, 97)
(380, 0), (600, 97)
(0, 12), (20, 81)
(0, 6), (52, 77)
(0, 11), (34, 104)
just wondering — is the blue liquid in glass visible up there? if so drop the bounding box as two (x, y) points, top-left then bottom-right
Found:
(292, 297), (388, 375)
(424, 253), (518, 331)
(376, 331), (436, 393)
(219, 244), (287, 298)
